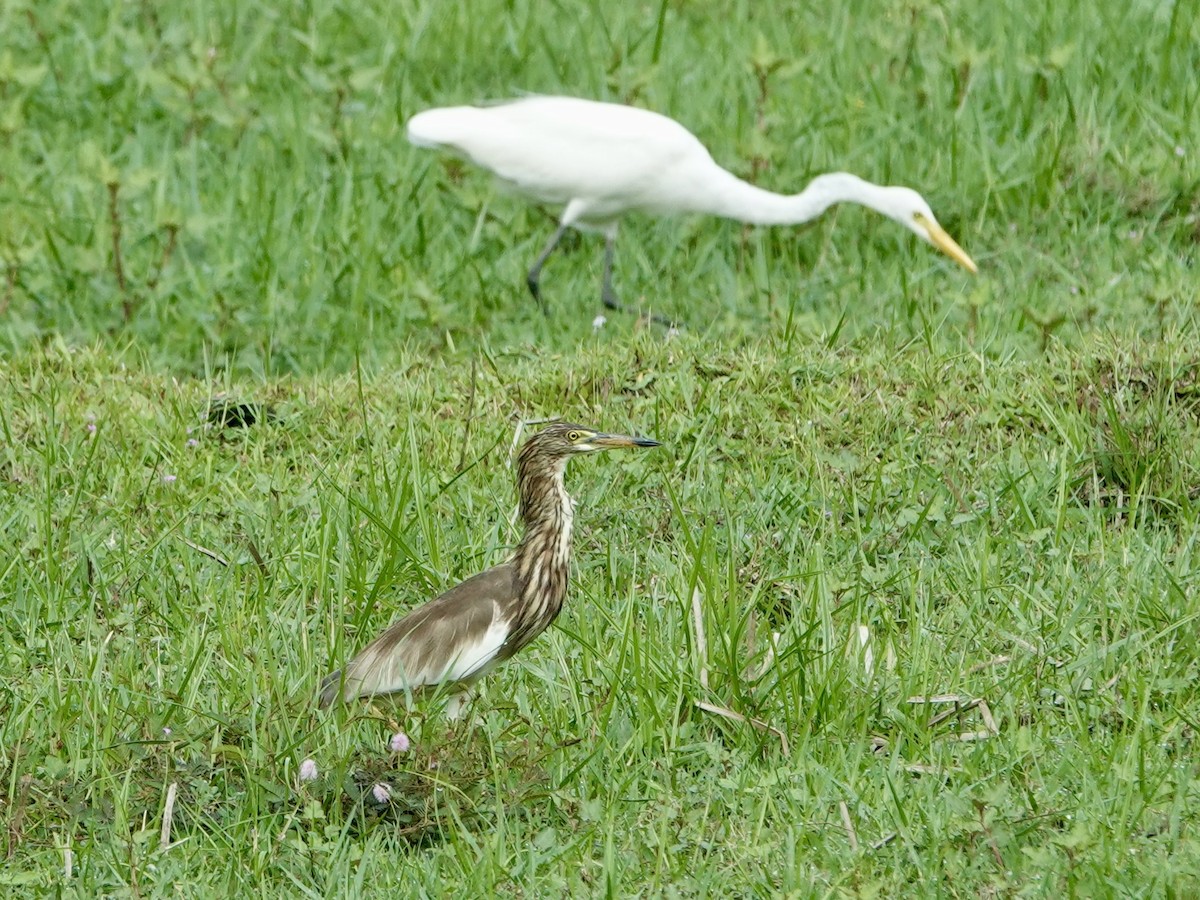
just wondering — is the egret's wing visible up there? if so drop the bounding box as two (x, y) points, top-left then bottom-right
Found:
(320, 564), (518, 706)
(407, 97), (710, 209)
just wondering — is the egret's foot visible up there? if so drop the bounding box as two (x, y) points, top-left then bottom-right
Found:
(526, 277), (550, 316)
(600, 290), (679, 329)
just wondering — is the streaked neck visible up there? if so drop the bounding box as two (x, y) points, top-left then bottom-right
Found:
(511, 455), (573, 641)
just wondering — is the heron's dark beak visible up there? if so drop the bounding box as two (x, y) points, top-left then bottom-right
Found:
(591, 433), (661, 450)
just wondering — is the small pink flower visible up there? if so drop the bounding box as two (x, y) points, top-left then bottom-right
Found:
(186, 439), (199, 448)
(388, 732), (410, 753)
(298, 759), (318, 782)
(371, 782), (391, 803)
(162, 727), (172, 738)
(86, 423), (97, 435)
(161, 474), (177, 484)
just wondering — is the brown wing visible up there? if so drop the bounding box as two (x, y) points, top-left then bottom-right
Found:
(318, 564), (519, 707)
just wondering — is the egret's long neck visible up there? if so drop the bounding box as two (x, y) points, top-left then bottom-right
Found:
(687, 170), (886, 226)
(510, 453), (573, 649)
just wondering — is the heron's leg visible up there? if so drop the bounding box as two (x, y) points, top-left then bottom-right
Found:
(527, 224), (568, 312)
(366, 702), (402, 733)
(443, 692), (468, 721)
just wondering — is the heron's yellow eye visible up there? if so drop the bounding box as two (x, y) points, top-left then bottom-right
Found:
(567, 430), (581, 442)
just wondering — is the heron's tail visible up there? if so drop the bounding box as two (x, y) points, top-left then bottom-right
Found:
(317, 670), (342, 709)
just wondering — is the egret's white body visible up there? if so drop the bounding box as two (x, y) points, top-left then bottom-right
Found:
(406, 96), (977, 314)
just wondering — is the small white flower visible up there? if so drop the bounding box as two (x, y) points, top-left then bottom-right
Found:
(162, 474), (177, 484)
(162, 727), (172, 738)
(186, 438), (199, 448)
(592, 314), (607, 331)
(666, 326), (681, 340)
(1175, 146), (1185, 158)
(389, 732), (411, 753)
(298, 759), (318, 782)
(371, 782), (391, 803)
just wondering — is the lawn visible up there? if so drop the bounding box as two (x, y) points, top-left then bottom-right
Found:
(2, 0), (1199, 895)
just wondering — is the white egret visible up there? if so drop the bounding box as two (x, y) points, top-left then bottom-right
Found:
(407, 95), (978, 316)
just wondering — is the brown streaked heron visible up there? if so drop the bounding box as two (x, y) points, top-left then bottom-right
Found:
(318, 423), (660, 717)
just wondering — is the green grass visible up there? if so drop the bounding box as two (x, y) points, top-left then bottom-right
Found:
(2, 0), (1199, 895)
(3, 0), (1197, 367)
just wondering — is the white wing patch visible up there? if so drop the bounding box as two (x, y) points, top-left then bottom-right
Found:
(438, 605), (509, 683)
(331, 564), (524, 704)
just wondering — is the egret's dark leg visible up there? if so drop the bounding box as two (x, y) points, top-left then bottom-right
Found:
(527, 224), (568, 313)
(600, 235), (620, 313)
(598, 235), (679, 329)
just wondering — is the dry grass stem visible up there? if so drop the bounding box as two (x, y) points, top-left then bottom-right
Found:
(160, 782), (178, 850)
(839, 800), (859, 852)
(694, 700), (789, 755)
(179, 538), (230, 567)
(691, 586), (709, 690)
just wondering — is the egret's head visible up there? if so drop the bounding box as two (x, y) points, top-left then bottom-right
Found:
(881, 187), (978, 274)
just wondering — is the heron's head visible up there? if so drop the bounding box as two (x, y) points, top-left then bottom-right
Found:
(880, 186), (978, 274)
(524, 423), (661, 464)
